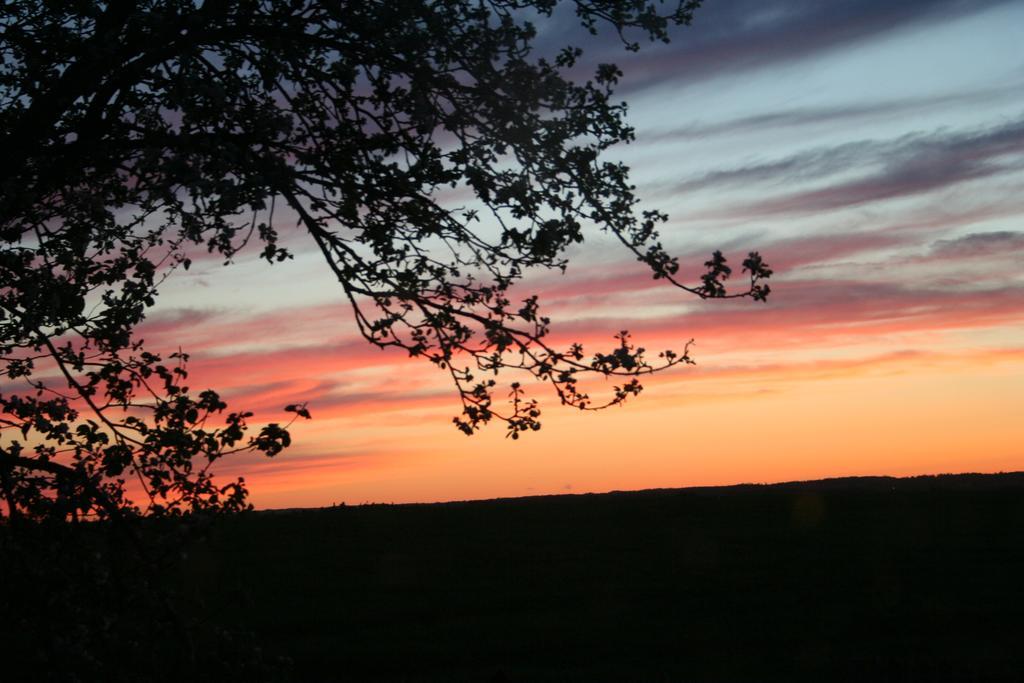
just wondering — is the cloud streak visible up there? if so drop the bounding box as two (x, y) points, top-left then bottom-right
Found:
(672, 117), (1024, 217)
(929, 231), (1024, 258)
(643, 86), (1024, 143)
(613, 0), (1018, 92)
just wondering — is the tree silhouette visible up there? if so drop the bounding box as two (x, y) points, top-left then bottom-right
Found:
(0, 0), (772, 523)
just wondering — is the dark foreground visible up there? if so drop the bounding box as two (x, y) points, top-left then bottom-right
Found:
(180, 473), (1024, 682)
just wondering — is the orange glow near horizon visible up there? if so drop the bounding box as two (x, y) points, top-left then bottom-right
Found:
(202, 340), (1024, 509)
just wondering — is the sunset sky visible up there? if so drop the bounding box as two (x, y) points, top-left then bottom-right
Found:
(144, 0), (1024, 509)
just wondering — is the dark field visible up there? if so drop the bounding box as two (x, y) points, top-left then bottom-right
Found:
(180, 473), (1024, 682)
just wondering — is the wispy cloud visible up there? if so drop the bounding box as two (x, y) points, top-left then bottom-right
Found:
(673, 117), (1024, 216)
(613, 0), (1017, 91)
(929, 231), (1024, 258)
(643, 86), (1024, 143)
(542, 279), (1024, 354)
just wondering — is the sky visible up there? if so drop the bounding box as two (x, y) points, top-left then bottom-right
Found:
(146, 0), (1024, 508)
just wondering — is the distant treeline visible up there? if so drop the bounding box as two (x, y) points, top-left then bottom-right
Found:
(180, 470), (1024, 682)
